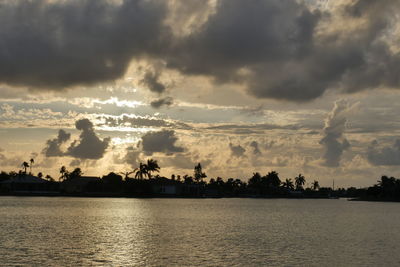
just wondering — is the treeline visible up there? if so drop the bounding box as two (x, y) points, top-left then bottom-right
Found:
(2, 159), (399, 200)
(0, 160), (339, 198)
(348, 175), (400, 201)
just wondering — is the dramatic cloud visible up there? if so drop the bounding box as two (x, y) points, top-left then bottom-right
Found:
(67, 119), (110, 159)
(42, 129), (71, 157)
(319, 100), (352, 167)
(140, 130), (184, 155)
(0, 0), (168, 89)
(0, 0), (399, 101)
(367, 139), (400, 166)
(150, 97), (174, 109)
(141, 69), (167, 94)
(250, 141), (261, 155)
(229, 143), (246, 158)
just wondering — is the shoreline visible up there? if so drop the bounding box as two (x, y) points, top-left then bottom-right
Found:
(0, 192), (342, 199)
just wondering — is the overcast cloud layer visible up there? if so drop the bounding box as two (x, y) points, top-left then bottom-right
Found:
(0, 0), (399, 101)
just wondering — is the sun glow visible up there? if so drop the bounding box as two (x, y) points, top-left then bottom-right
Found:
(94, 97), (144, 108)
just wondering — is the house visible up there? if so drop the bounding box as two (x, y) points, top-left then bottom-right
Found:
(0, 174), (58, 195)
(152, 184), (179, 195)
(151, 177), (181, 196)
(60, 176), (101, 194)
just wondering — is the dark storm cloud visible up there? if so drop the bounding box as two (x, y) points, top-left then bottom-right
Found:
(42, 129), (71, 157)
(166, 0), (400, 101)
(229, 143), (246, 158)
(0, 0), (168, 89)
(140, 130), (184, 155)
(1, 0), (400, 101)
(141, 69), (167, 93)
(150, 97), (174, 109)
(67, 119), (110, 159)
(166, 0), (323, 101)
(367, 139), (400, 166)
(319, 100), (351, 167)
(43, 119), (110, 159)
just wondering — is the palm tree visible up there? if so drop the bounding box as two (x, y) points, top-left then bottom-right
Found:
(295, 174), (306, 191)
(146, 159), (160, 179)
(29, 158), (34, 174)
(282, 178), (294, 190)
(194, 163), (207, 183)
(135, 163), (148, 179)
(312, 180), (320, 191)
(21, 161), (29, 174)
(59, 166), (68, 181)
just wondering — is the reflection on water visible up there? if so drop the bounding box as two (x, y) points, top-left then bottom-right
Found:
(1, 197), (400, 266)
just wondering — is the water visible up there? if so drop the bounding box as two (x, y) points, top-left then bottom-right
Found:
(1, 197), (400, 266)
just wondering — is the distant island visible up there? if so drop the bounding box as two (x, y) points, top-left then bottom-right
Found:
(0, 158), (398, 201)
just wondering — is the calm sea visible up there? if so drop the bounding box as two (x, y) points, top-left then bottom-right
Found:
(0, 197), (400, 266)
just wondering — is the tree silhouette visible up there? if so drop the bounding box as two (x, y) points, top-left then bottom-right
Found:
(146, 159), (160, 179)
(135, 163), (148, 179)
(21, 161), (29, 174)
(29, 158), (34, 174)
(59, 166), (68, 181)
(183, 174), (194, 184)
(265, 171), (281, 187)
(282, 178), (294, 190)
(248, 172), (262, 187)
(194, 163), (207, 183)
(295, 174), (306, 191)
(69, 168), (83, 179)
(311, 180), (320, 191)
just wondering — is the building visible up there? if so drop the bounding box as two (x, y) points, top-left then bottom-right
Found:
(60, 176), (101, 194)
(0, 174), (58, 195)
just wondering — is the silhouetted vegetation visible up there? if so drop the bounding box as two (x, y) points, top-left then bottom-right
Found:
(0, 159), (398, 200)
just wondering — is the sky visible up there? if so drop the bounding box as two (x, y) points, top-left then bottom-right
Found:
(1, 0), (400, 187)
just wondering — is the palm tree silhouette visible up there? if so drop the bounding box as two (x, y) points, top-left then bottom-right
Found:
(194, 163), (207, 183)
(29, 158), (34, 174)
(146, 159), (160, 179)
(282, 178), (294, 190)
(135, 163), (148, 179)
(295, 174), (306, 191)
(311, 180), (320, 191)
(21, 161), (29, 174)
(59, 166), (68, 181)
